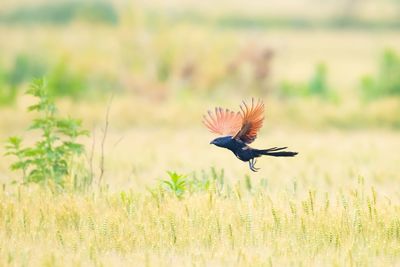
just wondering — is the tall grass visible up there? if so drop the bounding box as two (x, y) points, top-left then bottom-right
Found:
(0, 178), (399, 266)
(361, 49), (400, 99)
(0, 117), (399, 266)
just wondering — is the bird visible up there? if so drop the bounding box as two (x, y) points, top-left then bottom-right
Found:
(202, 98), (298, 172)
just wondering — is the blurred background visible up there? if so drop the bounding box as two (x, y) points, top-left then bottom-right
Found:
(0, 0), (399, 191)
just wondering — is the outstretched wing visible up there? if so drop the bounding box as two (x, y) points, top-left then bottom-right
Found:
(202, 107), (242, 136)
(233, 99), (265, 144)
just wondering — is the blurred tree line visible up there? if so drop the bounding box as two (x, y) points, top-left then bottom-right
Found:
(0, 1), (400, 105)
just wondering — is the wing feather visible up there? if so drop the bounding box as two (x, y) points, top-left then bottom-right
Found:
(234, 98), (265, 144)
(202, 107), (242, 136)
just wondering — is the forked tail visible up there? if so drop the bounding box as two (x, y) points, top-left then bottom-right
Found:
(257, 147), (298, 157)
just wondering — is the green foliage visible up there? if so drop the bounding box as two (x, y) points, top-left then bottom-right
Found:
(308, 63), (329, 96)
(279, 81), (302, 98)
(0, 54), (116, 102)
(162, 171), (187, 198)
(361, 49), (400, 99)
(279, 63), (333, 100)
(5, 79), (90, 189)
(216, 14), (313, 29)
(0, 54), (47, 106)
(0, 68), (17, 106)
(0, 1), (118, 25)
(244, 174), (252, 192)
(158, 168), (226, 199)
(189, 167), (225, 194)
(158, 167), (225, 198)
(157, 49), (173, 83)
(145, 10), (400, 30)
(8, 54), (47, 88)
(47, 60), (86, 98)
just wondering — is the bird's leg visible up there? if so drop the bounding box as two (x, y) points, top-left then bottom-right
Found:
(248, 159), (254, 172)
(248, 159), (259, 172)
(253, 158), (260, 171)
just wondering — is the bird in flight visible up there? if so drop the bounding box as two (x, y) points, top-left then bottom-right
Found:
(203, 99), (298, 172)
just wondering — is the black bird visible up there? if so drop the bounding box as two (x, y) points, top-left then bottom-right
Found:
(203, 99), (298, 172)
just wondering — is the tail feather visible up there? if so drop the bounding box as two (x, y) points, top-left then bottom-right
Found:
(263, 146), (287, 152)
(263, 151), (298, 157)
(257, 147), (298, 157)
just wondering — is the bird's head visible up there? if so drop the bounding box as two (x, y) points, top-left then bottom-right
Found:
(210, 136), (233, 148)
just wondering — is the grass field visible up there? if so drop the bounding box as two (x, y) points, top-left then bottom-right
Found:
(0, 131), (399, 266)
(0, 98), (399, 266)
(0, 0), (400, 266)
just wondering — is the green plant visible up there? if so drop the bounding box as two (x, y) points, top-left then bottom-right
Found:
(361, 49), (400, 99)
(8, 53), (47, 88)
(279, 63), (334, 100)
(308, 63), (329, 96)
(157, 168), (227, 198)
(0, 85), (17, 106)
(188, 167), (225, 193)
(5, 79), (90, 189)
(162, 171), (187, 198)
(47, 60), (86, 98)
(0, 53), (48, 106)
(0, 1), (118, 25)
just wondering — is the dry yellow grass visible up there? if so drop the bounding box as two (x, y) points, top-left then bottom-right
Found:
(0, 157), (399, 266)
(0, 96), (399, 266)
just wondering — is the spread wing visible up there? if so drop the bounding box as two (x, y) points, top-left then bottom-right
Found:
(202, 107), (242, 136)
(233, 99), (265, 144)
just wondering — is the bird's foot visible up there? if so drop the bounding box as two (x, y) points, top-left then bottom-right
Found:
(249, 159), (260, 172)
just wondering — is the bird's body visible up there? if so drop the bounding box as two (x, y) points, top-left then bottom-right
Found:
(210, 136), (249, 159)
(203, 99), (298, 172)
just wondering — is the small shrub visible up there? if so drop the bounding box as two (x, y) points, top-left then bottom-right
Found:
(157, 168), (226, 199)
(8, 54), (47, 88)
(0, 55), (112, 102)
(279, 63), (333, 100)
(361, 49), (400, 99)
(5, 79), (90, 189)
(47, 60), (86, 98)
(279, 80), (308, 98)
(308, 63), (329, 96)
(0, 54), (47, 106)
(162, 171), (187, 198)
(0, 73), (17, 106)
